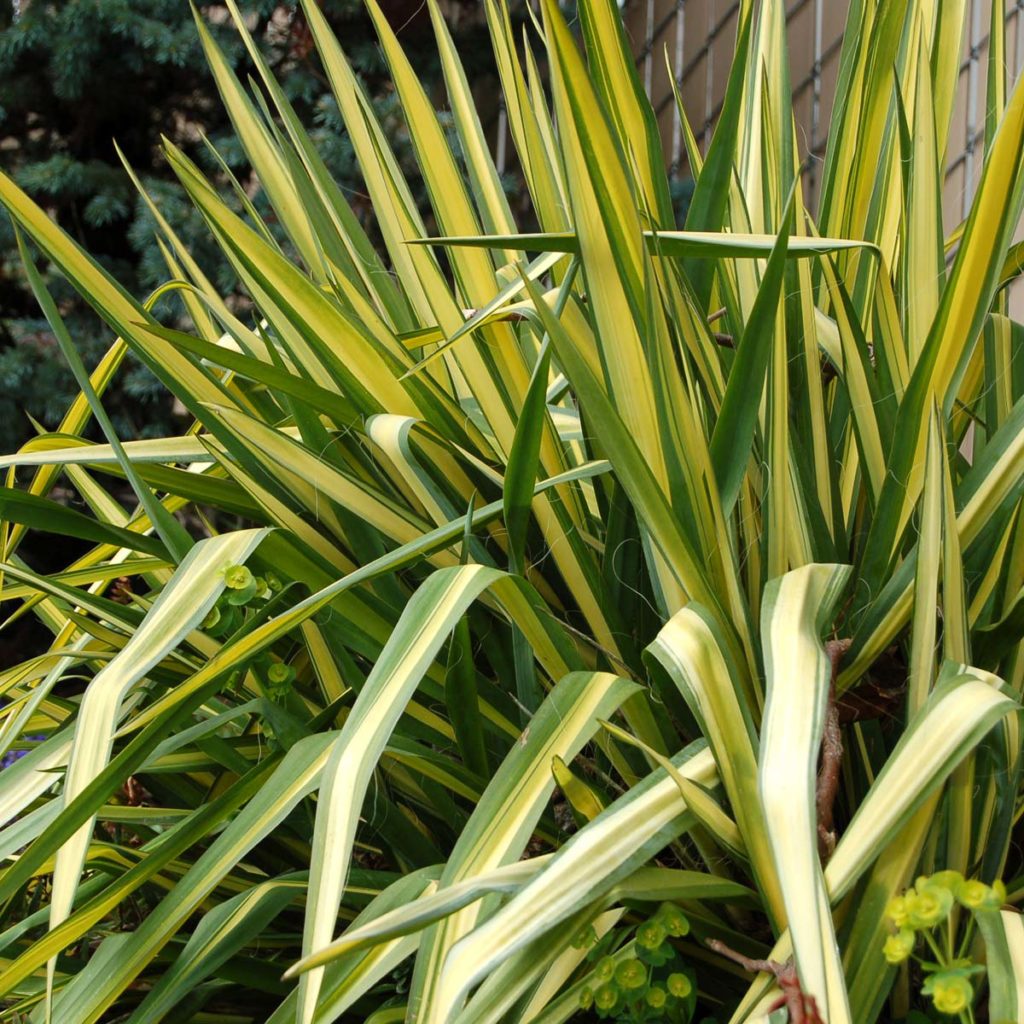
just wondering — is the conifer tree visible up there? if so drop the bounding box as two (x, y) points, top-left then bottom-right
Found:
(0, 0), (497, 451)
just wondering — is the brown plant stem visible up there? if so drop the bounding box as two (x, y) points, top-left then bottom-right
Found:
(817, 637), (852, 862)
(707, 939), (825, 1024)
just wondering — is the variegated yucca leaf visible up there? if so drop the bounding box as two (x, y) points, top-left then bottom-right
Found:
(0, 0), (1023, 1021)
(758, 564), (851, 1023)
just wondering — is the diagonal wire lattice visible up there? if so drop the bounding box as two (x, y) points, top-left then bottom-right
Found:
(621, 0), (1024, 220)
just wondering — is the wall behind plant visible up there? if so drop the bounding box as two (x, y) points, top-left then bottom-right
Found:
(623, 0), (1024, 315)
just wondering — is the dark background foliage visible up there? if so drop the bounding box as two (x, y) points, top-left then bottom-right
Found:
(0, 0), (501, 453)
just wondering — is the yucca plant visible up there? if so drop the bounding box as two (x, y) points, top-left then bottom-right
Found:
(1, 0), (1024, 1021)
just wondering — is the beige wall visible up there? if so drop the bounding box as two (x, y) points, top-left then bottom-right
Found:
(622, 0), (1024, 313)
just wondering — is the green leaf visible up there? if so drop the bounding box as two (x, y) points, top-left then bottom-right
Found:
(43, 529), (267, 984)
(17, 231), (194, 562)
(709, 184), (795, 515)
(758, 563), (851, 1023)
(0, 487), (169, 560)
(131, 874), (304, 1022)
(436, 744), (715, 1018)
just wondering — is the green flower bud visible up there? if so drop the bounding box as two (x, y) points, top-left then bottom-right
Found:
(885, 895), (909, 928)
(958, 877), (1007, 911)
(578, 986), (594, 1010)
(202, 605), (222, 630)
(957, 879), (990, 909)
(223, 565), (257, 606)
(636, 920), (667, 951)
(645, 986), (667, 1009)
(593, 956), (616, 983)
(571, 924), (596, 950)
(927, 973), (973, 1016)
(657, 903), (690, 937)
(882, 928), (916, 964)
(667, 972), (692, 998)
(267, 662), (294, 686)
(593, 983), (619, 1013)
(266, 664), (295, 701)
(265, 572), (283, 592)
(906, 885), (952, 928)
(223, 565), (254, 590)
(614, 958), (647, 991)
